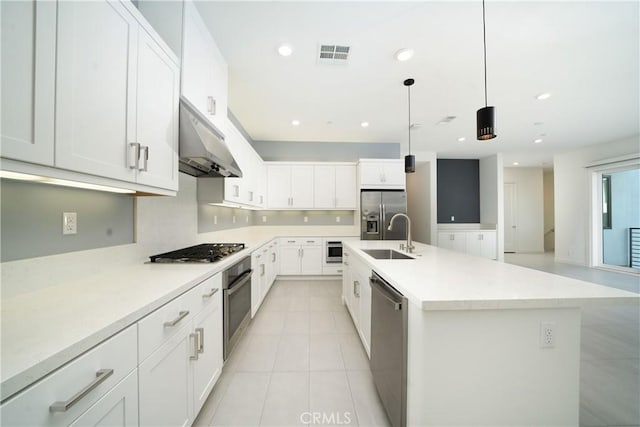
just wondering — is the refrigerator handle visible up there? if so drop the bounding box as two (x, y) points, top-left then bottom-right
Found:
(381, 203), (386, 239)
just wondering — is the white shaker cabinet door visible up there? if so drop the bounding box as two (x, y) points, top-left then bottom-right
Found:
(55, 0), (137, 182)
(290, 165), (314, 208)
(192, 298), (223, 415)
(279, 245), (302, 275)
(267, 165), (291, 208)
(300, 245), (323, 275)
(69, 370), (139, 427)
(139, 328), (194, 427)
(314, 165), (336, 208)
(334, 164), (357, 209)
(0, 0), (56, 166)
(135, 27), (180, 191)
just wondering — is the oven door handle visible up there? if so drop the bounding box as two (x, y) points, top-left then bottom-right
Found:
(226, 270), (252, 296)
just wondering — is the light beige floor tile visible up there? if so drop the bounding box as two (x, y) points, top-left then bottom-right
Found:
(287, 296), (310, 312)
(334, 311), (358, 333)
(309, 311), (337, 333)
(310, 371), (358, 426)
(581, 322), (640, 360)
(250, 311), (285, 335)
(235, 334), (280, 372)
(260, 294), (292, 312)
(274, 334), (310, 371)
(339, 334), (370, 370)
(347, 370), (390, 426)
(579, 404), (608, 427)
(260, 372), (310, 426)
(193, 371), (233, 427)
(310, 334), (345, 371)
(283, 311), (310, 334)
(210, 372), (271, 426)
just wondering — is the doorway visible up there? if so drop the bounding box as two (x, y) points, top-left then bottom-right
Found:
(504, 182), (516, 253)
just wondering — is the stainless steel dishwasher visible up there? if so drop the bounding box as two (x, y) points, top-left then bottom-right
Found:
(370, 271), (408, 427)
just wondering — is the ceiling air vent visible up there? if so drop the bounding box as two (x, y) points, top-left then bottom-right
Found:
(318, 44), (350, 65)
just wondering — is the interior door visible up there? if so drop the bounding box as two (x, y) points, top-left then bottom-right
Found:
(504, 183), (517, 253)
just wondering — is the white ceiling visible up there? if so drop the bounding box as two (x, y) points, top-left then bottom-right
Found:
(194, 1), (639, 167)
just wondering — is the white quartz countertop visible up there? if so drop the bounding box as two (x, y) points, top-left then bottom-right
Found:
(344, 240), (639, 311)
(0, 240), (271, 402)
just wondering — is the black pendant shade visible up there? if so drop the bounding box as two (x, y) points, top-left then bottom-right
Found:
(405, 154), (415, 173)
(404, 78), (416, 173)
(477, 106), (496, 140)
(476, 0), (497, 141)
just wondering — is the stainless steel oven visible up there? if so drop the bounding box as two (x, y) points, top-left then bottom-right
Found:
(222, 256), (252, 360)
(326, 240), (343, 263)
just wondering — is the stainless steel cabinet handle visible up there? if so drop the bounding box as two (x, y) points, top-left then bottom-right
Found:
(49, 369), (114, 412)
(190, 333), (199, 360)
(233, 185), (239, 198)
(272, 252), (276, 262)
(249, 191), (254, 201)
(196, 327), (204, 354)
(300, 248), (304, 257)
(129, 143), (140, 169)
(263, 248), (268, 253)
(164, 310), (189, 327)
(337, 269), (343, 273)
(202, 288), (219, 298)
(344, 261), (349, 266)
(354, 280), (360, 297)
(260, 263), (265, 276)
(208, 96), (216, 115)
(140, 145), (149, 172)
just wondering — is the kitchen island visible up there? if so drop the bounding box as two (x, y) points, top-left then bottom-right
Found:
(343, 240), (639, 426)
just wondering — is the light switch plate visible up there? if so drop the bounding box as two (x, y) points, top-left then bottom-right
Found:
(63, 212), (77, 235)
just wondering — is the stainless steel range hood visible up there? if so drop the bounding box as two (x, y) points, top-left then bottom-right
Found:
(179, 97), (242, 178)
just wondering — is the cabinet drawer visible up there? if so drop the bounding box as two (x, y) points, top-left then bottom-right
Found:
(1, 325), (137, 426)
(138, 287), (199, 362)
(190, 273), (222, 319)
(322, 264), (344, 275)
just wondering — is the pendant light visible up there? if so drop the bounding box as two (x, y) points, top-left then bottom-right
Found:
(477, 0), (496, 140)
(404, 78), (416, 173)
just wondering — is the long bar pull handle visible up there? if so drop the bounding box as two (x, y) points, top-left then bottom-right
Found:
(129, 143), (140, 169)
(190, 333), (199, 360)
(202, 288), (219, 299)
(208, 96), (216, 115)
(196, 327), (204, 354)
(49, 369), (114, 412)
(164, 310), (189, 327)
(272, 252), (276, 263)
(140, 145), (149, 172)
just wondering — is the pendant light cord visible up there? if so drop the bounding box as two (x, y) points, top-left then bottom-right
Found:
(482, 0), (488, 107)
(407, 84), (412, 154)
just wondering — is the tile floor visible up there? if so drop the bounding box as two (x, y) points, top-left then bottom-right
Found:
(193, 279), (390, 427)
(195, 255), (639, 427)
(506, 253), (640, 427)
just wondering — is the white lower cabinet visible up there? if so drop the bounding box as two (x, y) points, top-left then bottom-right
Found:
(438, 230), (497, 260)
(342, 250), (372, 357)
(0, 325), (137, 426)
(278, 238), (323, 275)
(251, 239), (279, 316)
(138, 273), (223, 427)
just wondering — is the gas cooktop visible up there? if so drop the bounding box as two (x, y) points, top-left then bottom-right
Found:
(149, 243), (245, 263)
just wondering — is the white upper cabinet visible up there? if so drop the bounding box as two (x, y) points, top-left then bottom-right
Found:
(54, 0), (180, 192)
(267, 164), (314, 209)
(359, 159), (405, 189)
(182, 0), (228, 131)
(314, 164), (357, 209)
(0, 0), (56, 166)
(55, 0), (139, 183)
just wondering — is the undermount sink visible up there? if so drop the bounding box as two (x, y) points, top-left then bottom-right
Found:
(362, 249), (414, 260)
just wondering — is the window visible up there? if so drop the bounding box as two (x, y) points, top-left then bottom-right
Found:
(602, 175), (612, 229)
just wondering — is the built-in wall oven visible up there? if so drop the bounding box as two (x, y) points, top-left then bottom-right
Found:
(222, 256), (252, 360)
(325, 240), (343, 263)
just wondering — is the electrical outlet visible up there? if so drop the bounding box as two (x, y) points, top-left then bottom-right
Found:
(63, 212), (77, 235)
(450, 215), (455, 222)
(214, 215), (217, 225)
(303, 216), (308, 223)
(245, 215), (249, 223)
(262, 216), (267, 223)
(336, 216), (341, 223)
(540, 322), (556, 348)
(232, 215), (236, 224)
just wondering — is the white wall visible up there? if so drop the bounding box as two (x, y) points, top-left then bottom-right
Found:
(554, 135), (640, 266)
(406, 151), (438, 245)
(503, 167), (544, 253)
(480, 154), (504, 260)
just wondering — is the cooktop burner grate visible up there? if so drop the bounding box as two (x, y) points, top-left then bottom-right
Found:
(149, 243), (245, 263)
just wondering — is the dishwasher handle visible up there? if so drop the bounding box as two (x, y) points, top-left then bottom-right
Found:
(370, 273), (404, 311)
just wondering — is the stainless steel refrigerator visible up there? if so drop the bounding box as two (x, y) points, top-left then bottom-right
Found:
(361, 190), (407, 240)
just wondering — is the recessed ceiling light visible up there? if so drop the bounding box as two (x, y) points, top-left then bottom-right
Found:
(291, 119), (300, 126)
(513, 162), (520, 166)
(360, 121), (369, 128)
(536, 93), (551, 100)
(395, 48), (414, 62)
(457, 137), (466, 142)
(278, 44), (293, 57)
(533, 138), (543, 144)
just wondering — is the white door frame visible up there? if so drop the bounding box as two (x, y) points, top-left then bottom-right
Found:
(504, 182), (517, 253)
(588, 157), (640, 273)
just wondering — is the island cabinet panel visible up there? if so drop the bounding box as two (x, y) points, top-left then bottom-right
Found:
(278, 238), (323, 275)
(406, 306), (581, 426)
(342, 250), (372, 355)
(438, 230), (496, 260)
